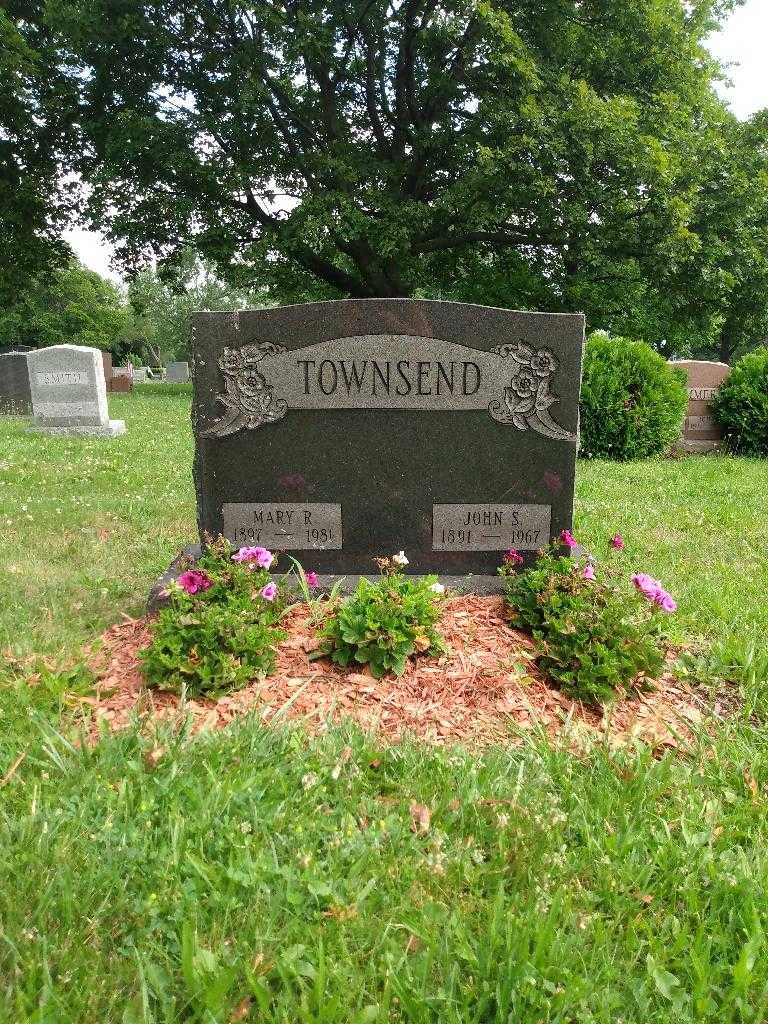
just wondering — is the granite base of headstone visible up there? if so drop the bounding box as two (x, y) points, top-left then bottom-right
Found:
(671, 359), (731, 452)
(28, 344), (126, 436)
(0, 351), (32, 415)
(148, 299), (584, 597)
(166, 360), (190, 383)
(146, 544), (524, 610)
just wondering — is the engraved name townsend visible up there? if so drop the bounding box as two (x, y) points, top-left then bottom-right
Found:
(201, 335), (576, 441)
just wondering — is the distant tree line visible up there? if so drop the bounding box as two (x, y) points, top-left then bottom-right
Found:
(0, 253), (266, 364)
(1, 0), (767, 363)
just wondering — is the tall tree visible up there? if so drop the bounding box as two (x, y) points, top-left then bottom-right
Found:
(0, 260), (133, 351)
(0, 4), (80, 301)
(51, 0), (741, 310)
(673, 110), (768, 363)
(127, 250), (269, 362)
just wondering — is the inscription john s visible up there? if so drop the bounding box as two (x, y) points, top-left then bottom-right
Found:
(201, 335), (576, 442)
(433, 504), (552, 552)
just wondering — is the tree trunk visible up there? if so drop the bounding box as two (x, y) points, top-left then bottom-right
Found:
(719, 322), (736, 364)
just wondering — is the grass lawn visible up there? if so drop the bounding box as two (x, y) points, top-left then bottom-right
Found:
(1, 390), (768, 1022)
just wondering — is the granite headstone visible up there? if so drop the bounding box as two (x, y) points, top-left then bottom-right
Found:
(112, 366), (134, 393)
(672, 360), (731, 452)
(28, 345), (126, 436)
(0, 351), (32, 415)
(166, 360), (190, 383)
(191, 300), (584, 585)
(101, 350), (114, 391)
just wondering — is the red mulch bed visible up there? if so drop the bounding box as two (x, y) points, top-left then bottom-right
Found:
(85, 596), (709, 750)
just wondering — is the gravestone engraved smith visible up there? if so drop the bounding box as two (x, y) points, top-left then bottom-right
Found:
(192, 300), (584, 581)
(28, 345), (126, 436)
(0, 351), (32, 415)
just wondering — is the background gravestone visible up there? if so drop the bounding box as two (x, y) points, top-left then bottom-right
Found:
(166, 361), (190, 383)
(0, 352), (32, 415)
(28, 345), (126, 436)
(101, 351), (114, 391)
(132, 367), (149, 383)
(192, 300), (584, 585)
(671, 360), (731, 452)
(112, 367), (134, 392)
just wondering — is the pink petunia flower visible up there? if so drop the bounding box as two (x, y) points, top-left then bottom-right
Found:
(610, 533), (625, 550)
(632, 573), (676, 612)
(560, 529), (577, 549)
(504, 549), (524, 566)
(178, 569), (213, 595)
(582, 564), (596, 580)
(305, 571), (319, 588)
(260, 582), (278, 602)
(232, 546), (262, 562)
(232, 546), (274, 569)
(632, 573), (662, 601)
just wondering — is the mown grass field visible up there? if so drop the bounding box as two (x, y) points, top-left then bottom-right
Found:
(1, 390), (768, 1023)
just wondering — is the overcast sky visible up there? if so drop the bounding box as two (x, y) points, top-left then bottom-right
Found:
(65, 0), (768, 284)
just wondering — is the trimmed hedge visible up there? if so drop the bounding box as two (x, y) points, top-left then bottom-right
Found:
(713, 347), (768, 456)
(580, 333), (688, 459)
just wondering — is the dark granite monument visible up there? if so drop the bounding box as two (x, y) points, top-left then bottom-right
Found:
(191, 300), (584, 584)
(0, 351), (32, 415)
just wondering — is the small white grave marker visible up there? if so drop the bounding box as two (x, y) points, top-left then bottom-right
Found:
(28, 345), (126, 436)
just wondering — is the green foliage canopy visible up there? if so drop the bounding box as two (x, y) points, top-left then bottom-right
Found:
(0, 261), (133, 351)
(49, 0), (749, 327)
(127, 250), (269, 363)
(0, 4), (80, 301)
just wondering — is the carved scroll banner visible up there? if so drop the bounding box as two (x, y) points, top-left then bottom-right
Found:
(201, 335), (576, 441)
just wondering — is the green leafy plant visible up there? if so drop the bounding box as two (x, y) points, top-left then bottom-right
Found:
(315, 553), (447, 678)
(501, 538), (669, 704)
(580, 333), (688, 459)
(140, 537), (286, 696)
(713, 348), (768, 456)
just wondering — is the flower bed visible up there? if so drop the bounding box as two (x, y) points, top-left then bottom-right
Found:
(87, 595), (705, 752)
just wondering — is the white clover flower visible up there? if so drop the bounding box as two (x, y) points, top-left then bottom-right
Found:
(392, 551), (409, 566)
(430, 582), (445, 594)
